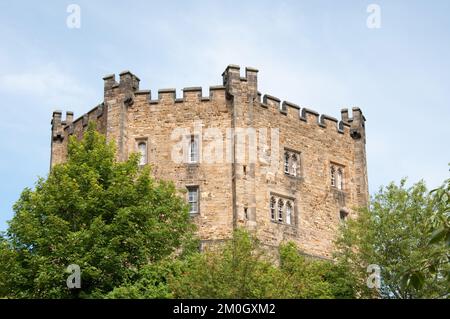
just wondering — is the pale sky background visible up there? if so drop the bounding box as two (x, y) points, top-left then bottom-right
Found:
(0, 0), (449, 231)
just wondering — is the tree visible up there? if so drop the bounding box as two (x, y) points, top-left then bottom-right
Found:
(335, 178), (449, 299)
(402, 177), (450, 294)
(0, 123), (196, 298)
(168, 229), (355, 299)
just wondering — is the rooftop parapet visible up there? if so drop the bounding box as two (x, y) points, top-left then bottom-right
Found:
(51, 110), (75, 141)
(222, 65), (258, 95)
(103, 71), (140, 97)
(119, 70), (140, 92)
(98, 67), (362, 137)
(255, 92), (355, 135)
(341, 107), (366, 139)
(183, 87), (202, 102)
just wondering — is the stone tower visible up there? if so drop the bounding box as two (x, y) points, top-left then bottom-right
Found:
(50, 65), (368, 259)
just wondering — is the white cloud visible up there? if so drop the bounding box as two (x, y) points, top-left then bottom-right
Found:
(0, 64), (94, 104)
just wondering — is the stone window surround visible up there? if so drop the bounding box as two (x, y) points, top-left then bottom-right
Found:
(135, 137), (148, 166)
(186, 134), (200, 164)
(330, 162), (345, 191)
(283, 147), (302, 178)
(186, 185), (200, 215)
(269, 192), (296, 227)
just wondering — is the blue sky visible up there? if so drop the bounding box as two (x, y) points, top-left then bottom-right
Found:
(0, 0), (449, 231)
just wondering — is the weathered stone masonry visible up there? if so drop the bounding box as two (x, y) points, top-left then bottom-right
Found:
(50, 65), (369, 259)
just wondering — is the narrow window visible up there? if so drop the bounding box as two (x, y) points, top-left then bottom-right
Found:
(243, 165), (247, 176)
(138, 142), (147, 165)
(331, 165), (336, 187)
(187, 186), (199, 215)
(270, 197), (276, 220)
(291, 154), (298, 177)
(189, 135), (199, 163)
(244, 207), (248, 220)
(286, 201), (292, 225)
(284, 153), (290, 174)
(340, 209), (348, 222)
(278, 199), (284, 222)
(337, 168), (343, 190)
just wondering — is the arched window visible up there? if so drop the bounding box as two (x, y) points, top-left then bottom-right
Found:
(278, 199), (284, 222)
(330, 165), (336, 187)
(270, 197), (276, 220)
(337, 168), (343, 190)
(286, 201), (292, 225)
(138, 142), (147, 165)
(189, 135), (199, 163)
(284, 152), (290, 174)
(291, 154), (298, 177)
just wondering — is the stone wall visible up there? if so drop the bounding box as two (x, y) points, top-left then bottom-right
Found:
(50, 65), (368, 259)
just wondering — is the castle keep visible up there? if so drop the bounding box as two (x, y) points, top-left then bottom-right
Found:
(50, 65), (368, 259)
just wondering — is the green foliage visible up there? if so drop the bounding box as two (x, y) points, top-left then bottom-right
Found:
(279, 243), (355, 299)
(169, 229), (284, 298)
(0, 122), (196, 298)
(168, 230), (354, 299)
(402, 176), (450, 293)
(335, 178), (450, 299)
(106, 258), (185, 299)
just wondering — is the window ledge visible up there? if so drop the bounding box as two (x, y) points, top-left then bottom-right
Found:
(186, 162), (200, 167)
(270, 220), (295, 227)
(330, 187), (346, 193)
(285, 173), (302, 180)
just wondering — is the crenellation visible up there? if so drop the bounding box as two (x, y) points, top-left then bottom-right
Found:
(82, 114), (89, 127)
(337, 121), (346, 134)
(51, 110), (62, 126)
(119, 70), (140, 92)
(183, 87), (202, 102)
(341, 108), (349, 123)
(351, 107), (365, 125)
(282, 101), (299, 118)
(256, 91), (262, 103)
(66, 111), (74, 125)
(263, 94), (281, 110)
(135, 90), (151, 97)
(208, 85), (226, 102)
(158, 88), (176, 102)
(320, 114), (339, 130)
(282, 101), (300, 110)
(301, 107), (320, 124)
(134, 91), (150, 103)
(103, 74), (117, 92)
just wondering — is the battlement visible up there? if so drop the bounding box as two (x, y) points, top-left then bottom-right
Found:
(219, 64), (363, 137)
(51, 110), (75, 141)
(127, 86), (227, 105)
(255, 90), (359, 136)
(54, 66), (365, 141)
